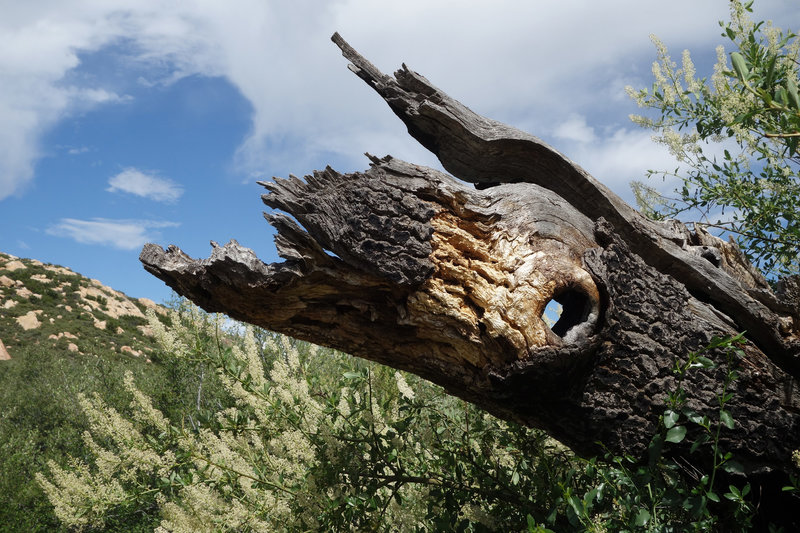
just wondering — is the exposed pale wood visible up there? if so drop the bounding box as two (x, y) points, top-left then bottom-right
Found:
(141, 157), (602, 393)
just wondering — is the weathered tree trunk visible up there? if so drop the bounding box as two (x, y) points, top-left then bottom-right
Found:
(141, 34), (800, 521)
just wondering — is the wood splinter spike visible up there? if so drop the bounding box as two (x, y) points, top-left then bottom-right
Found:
(141, 33), (800, 501)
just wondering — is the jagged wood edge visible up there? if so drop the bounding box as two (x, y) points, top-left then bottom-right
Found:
(331, 32), (799, 379)
(138, 141), (800, 478)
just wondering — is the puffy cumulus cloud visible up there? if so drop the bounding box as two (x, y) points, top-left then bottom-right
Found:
(107, 168), (183, 203)
(46, 218), (179, 250)
(1, 0), (796, 200)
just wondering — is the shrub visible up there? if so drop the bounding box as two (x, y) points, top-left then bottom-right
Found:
(36, 304), (773, 532)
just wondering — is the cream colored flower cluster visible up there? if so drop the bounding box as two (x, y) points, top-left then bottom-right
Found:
(626, 35), (707, 166)
(36, 386), (175, 530)
(37, 305), (323, 531)
(38, 301), (548, 531)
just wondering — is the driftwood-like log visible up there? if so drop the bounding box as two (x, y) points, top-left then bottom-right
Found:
(141, 34), (800, 519)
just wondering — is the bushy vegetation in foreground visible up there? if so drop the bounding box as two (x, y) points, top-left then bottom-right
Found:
(33, 303), (800, 531)
(0, 301), (232, 531)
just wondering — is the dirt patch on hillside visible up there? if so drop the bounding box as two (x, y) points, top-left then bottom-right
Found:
(0, 339), (10, 360)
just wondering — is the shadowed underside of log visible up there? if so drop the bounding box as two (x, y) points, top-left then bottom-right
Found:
(141, 35), (800, 492)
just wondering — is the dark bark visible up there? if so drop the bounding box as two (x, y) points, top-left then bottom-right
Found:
(140, 34), (800, 523)
(330, 32), (800, 379)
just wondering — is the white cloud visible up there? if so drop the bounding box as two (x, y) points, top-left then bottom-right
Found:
(549, 124), (747, 208)
(549, 127), (686, 205)
(70, 87), (132, 105)
(0, 0), (796, 200)
(0, 4), (135, 201)
(107, 168), (183, 203)
(46, 218), (179, 250)
(554, 115), (597, 144)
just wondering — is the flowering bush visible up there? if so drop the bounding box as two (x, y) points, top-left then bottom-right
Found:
(628, 0), (799, 277)
(37, 303), (582, 531)
(38, 302), (787, 531)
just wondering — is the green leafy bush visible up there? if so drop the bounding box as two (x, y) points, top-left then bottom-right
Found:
(36, 306), (576, 531)
(0, 305), (231, 531)
(36, 304), (780, 532)
(628, 0), (799, 277)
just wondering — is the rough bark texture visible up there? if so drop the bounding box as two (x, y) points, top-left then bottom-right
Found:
(141, 34), (800, 523)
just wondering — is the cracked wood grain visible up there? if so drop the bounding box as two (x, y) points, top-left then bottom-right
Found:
(141, 35), (800, 523)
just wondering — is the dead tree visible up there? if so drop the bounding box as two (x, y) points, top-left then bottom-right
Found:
(141, 34), (800, 519)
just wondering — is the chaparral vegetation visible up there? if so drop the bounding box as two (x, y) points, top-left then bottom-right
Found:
(2, 1), (797, 531)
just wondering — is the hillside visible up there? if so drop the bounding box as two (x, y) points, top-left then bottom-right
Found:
(0, 251), (166, 361)
(0, 251), (208, 532)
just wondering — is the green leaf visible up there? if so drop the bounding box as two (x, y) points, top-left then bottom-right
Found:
(720, 409), (735, 429)
(635, 508), (651, 526)
(595, 482), (606, 502)
(568, 495), (585, 518)
(723, 460), (745, 475)
(648, 433), (664, 466)
(777, 86), (789, 106)
(665, 425), (687, 443)
(663, 409), (679, 429)
(707, 491), (720, 503)
(765, 54), (777, 87)
(731, 52), (749, 81)
(721, 392), (734, 403)
(787, 77), (800, 109)
(696, 356), (715, 368)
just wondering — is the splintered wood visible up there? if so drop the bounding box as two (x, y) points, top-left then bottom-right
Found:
(140, 35), (800, 512)
(404, 210), (600, 368)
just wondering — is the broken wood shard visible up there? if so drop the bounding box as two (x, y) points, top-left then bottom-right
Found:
(141, 34), (800, 505)
(142, 158), (600, 382)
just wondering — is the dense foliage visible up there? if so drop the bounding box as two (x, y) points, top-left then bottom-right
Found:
(35, 303), (797, 532)
(628, 0), (799, 277)
(0, 254), (234, 531)
(34, 304), (564, 531)
(0, 322), (232, 531)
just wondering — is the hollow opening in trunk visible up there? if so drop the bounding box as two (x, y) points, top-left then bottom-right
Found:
(544, 288), (593, 339)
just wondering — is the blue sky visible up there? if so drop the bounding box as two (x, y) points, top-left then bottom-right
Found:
(1, 0), (796, 304)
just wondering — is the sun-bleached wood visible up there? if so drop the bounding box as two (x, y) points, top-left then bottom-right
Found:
(141, 34), (800, 524)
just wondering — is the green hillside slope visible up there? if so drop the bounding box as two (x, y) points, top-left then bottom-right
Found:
(0, 251), (208, 531)
(0, 251), (165, 361)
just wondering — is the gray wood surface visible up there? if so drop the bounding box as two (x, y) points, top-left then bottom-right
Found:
(141, 35), (800, 515)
